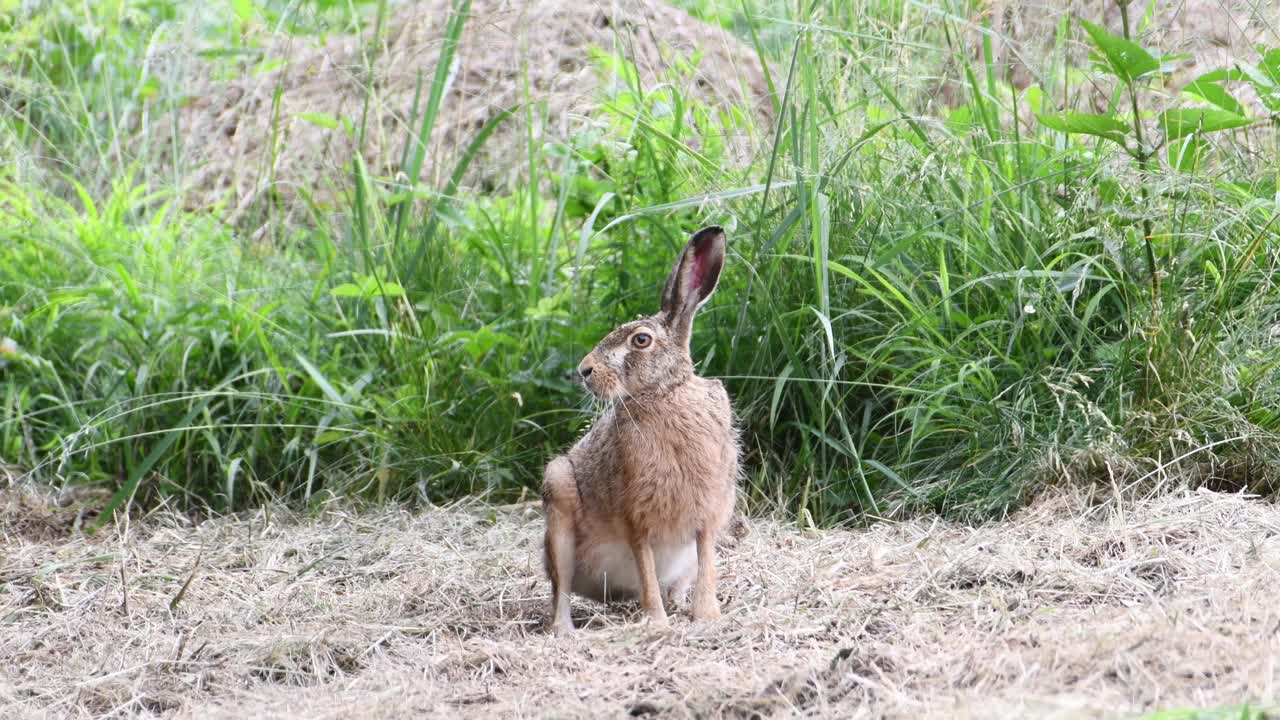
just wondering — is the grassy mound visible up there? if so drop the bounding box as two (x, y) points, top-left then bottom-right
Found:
(145, 0), (772, 218)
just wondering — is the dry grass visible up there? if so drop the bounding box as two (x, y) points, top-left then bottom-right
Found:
(143, 0), (772, 220)
(3, 486), (1280, 719)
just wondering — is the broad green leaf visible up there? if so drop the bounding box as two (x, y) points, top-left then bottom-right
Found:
(1258, 47), (1280, 85)
(1036, 112), (1131, 144)
(945, 105), (974, 134)
(1236, 62), (1276, 91)
(137, 77), (161, 102)
(1080, 19), (1160, 81)
(254, 59), (285, 75)
(230, 0), (255, 21)
(329, 283), (364, 298)
(1237, 51), (1280, 110)
(1182, 77), (1244, 115)
(297, 112), (340, 130)
(1022, 85), (1044, 114)
(448, 327), (517, 362)
(432, 198), (472, 229)
(1159, 109), (1253, 140)
(524, 294), (565, 321)
(362, 277), (405, 298)
(329, 276), (405, 299)
(1193, 68), (1248, 84)
(1167, 135), (1208, 173)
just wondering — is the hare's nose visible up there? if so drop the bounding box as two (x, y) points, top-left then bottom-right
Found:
(578, 363), (593, 379)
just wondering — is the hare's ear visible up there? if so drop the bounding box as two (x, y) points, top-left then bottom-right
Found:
(660, 226), (726, 342)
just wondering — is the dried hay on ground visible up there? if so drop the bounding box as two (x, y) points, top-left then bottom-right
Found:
(4, 485), (1280, 718)
(145, 0), (772, 221)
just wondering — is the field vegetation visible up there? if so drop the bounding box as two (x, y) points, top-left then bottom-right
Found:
(1, 0), (1278, 527)
(5, 1), (1280, 717)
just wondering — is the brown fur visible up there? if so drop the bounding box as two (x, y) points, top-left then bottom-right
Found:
(542, 227), (739, 633)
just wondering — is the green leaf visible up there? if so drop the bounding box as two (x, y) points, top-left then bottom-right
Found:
(863, 458), (925, 498)
(92, 395), (214, 531)
(113, 263), (142, 306)
(769, 363), (793, 430)
(362, 278), (405, 298)
(136, 77), (162, 102)
(1182, 76), (1244, 115)
(297, 112), (340, 130)
(1258, 47), (1280, 85)
(431, 199), (472, 230)
(254, 59), (285, 75)
(449, 327), (517, 362)
(329, 283), (364, 298)
(1079, 19), (1160, 81)
(1167, 135), (1208, 173)
(1036, 112), (1131, 144)
(230, 0), (255, 21)
(1237, 50), (1280, 110)
(403, 0), (472, 196)
(524, 294), (566, 321)
(329, 276), (406, 299)
(945, 105), (973, 134)
(1159, 109), (1253, 140)
(1022, 85), (1044, 114)
(1133, 705), (1268, 720)
(314, 430), (350, 445)
(1193, 68), (1248, 84)
(1236, 62), (1275, 91)
(295, 352), (346, 406)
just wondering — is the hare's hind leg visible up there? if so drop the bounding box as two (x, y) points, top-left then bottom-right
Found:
(542, 457), (578, 635)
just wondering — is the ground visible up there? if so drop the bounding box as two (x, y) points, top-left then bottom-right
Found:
(3, 488), (1279, 719)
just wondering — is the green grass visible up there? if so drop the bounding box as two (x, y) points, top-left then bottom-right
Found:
(1134, 705), (1275, 720)
(1, 0), (1278, 523)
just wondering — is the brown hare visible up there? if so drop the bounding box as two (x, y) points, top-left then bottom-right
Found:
(541, 226), (738, 634)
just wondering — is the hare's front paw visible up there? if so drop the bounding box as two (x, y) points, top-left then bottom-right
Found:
(550, 619), (575, 636)
(643, 602), (670, 629)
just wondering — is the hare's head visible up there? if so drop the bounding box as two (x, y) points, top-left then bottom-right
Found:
(578, 226), (726, 401)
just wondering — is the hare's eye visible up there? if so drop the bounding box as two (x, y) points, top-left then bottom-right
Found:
(631, 333), (652, 348)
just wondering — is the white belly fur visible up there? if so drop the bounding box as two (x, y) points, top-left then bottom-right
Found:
(573, 541), (695, 601)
